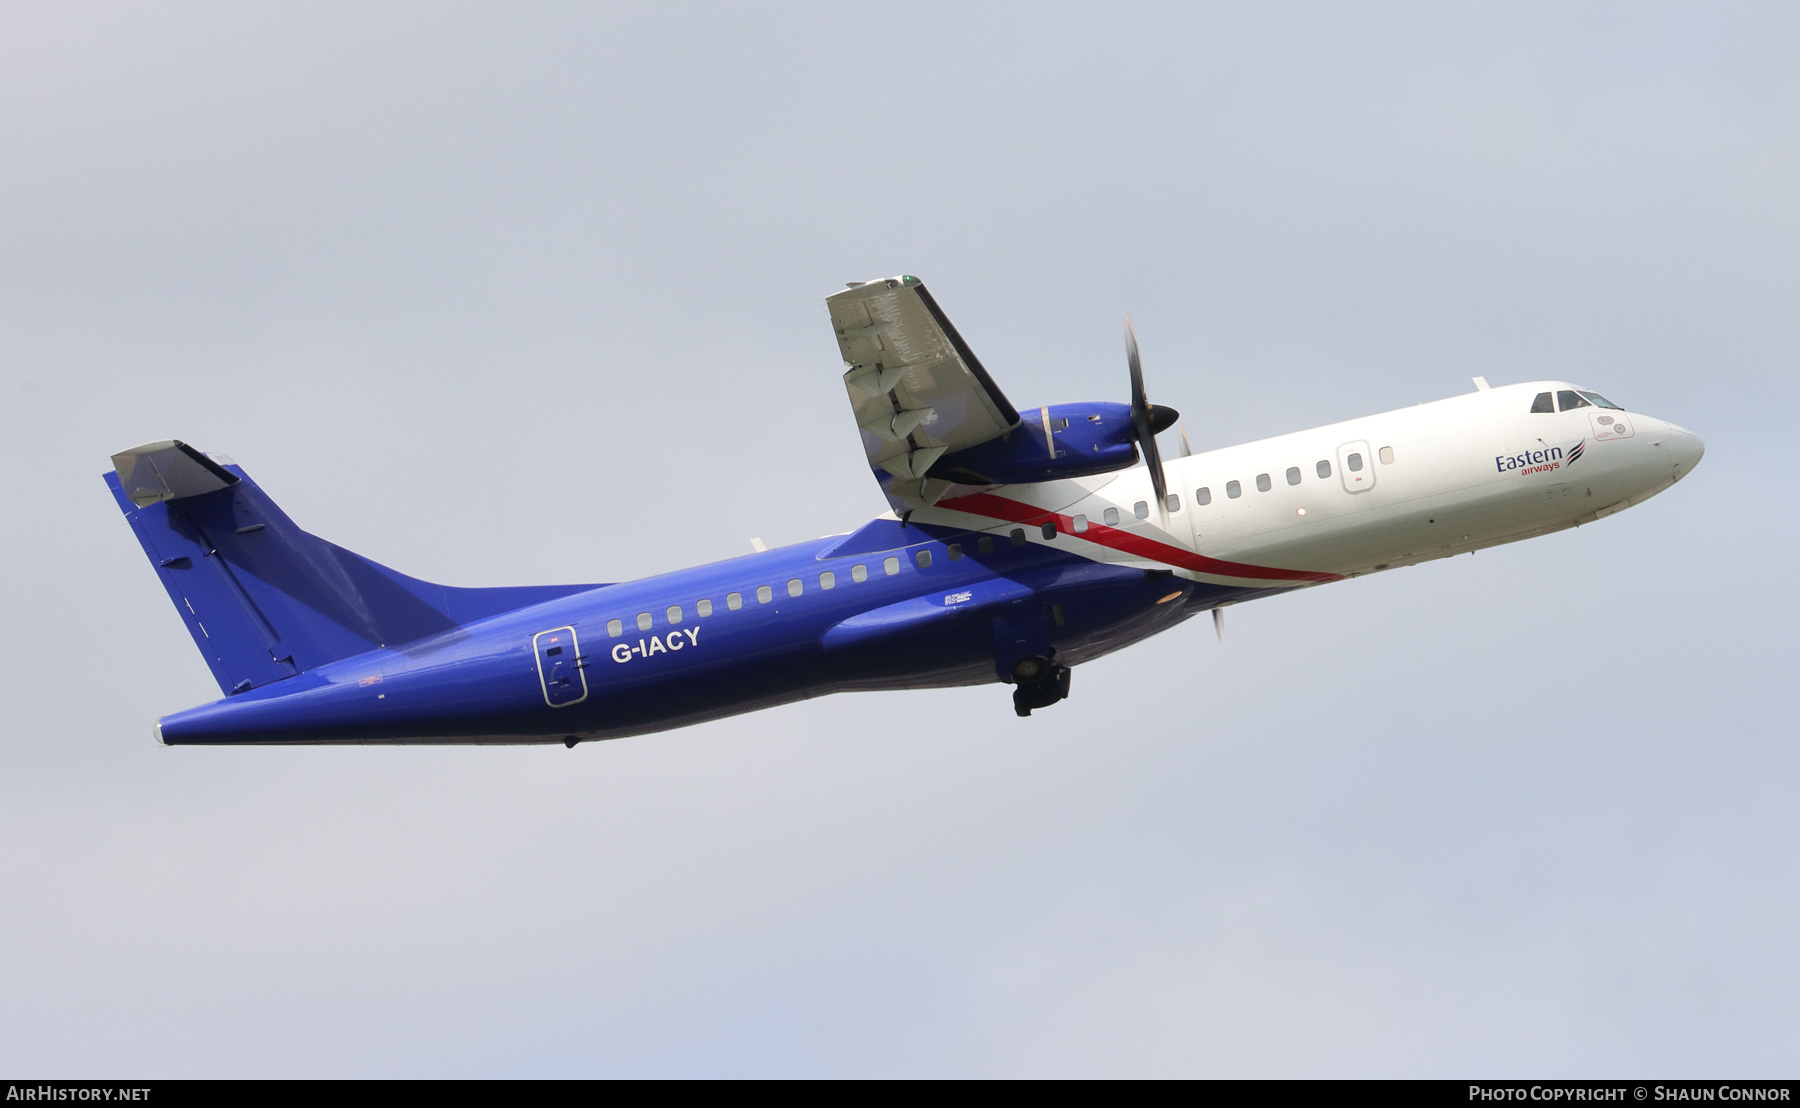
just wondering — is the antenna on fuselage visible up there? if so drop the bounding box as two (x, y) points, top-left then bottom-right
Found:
(1213, 607), (1224, 641)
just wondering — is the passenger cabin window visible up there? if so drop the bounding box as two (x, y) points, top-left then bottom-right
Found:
(756, 585), (773, 603)
(1531, 391), (1554, 413)
(1226, 480), (1242, 498)
(851, 564), (868, 583)
(1557, 390), (1591, 412)
(1196, 487), (1211, 506)
(1166, 494), (1180, 513)
(607, 618), (623, 637)
(1286, 467), (1301, 486)
(1009, 528), (1026, 547)
(1103, 507), (1119, 526)
(1256, 473), (1271, 492)
(1040, 522), (1056, 540)
(1347, 452), (1364, 472)
(946, 544), (962, 561)
(819, 570), (835, 589)
(977, 536), (994, 554)
(666, 604), (683, 623)
(916, 549), (932, 567)
(1134, 500), (1149, 519)
(1578, 391), (1623, 410)
(1379, 446), (1394, 465)
(727, 592), (743, 610)
(1316, 460), (1331, 479)
(697, 599), (713, 617)
(787, 578), (803, 597)
(1073, 514), (1089, 533)
(637, 612), (653, 631)
(883, 556), (900, 575)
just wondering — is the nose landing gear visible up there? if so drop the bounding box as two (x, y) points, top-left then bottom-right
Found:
(1010, 655), (1071, 716)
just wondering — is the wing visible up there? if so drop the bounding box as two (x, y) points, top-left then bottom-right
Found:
(827, 275), (1021, 508)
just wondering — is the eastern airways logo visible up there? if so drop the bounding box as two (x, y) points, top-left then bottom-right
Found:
(1497, 439), (1583, 477)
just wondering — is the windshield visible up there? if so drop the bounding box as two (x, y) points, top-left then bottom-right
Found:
(1578, 390), (1623, 410)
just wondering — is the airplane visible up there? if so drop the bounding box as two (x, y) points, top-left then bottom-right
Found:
(106, 274), (1705, 746)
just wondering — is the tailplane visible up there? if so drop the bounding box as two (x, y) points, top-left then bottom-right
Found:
(106, 441), (604, 696)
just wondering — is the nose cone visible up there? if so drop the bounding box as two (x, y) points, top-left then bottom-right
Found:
(1665, 424), (1705, 479)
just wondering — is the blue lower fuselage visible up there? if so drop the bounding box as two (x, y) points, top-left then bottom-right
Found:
(157, 519), (1281, 745)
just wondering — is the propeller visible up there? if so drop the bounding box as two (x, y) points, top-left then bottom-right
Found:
(1124, 315), (1179, 514)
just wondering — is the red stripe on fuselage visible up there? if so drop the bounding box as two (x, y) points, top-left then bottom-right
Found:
(936, 492), (1344, 584)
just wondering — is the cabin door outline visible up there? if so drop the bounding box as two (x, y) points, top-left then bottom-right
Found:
(533, 626), (589, 708)
(1336, 440), (1376, 494)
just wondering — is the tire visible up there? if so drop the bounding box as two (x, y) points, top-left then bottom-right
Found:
(1011, 657), (1047, 683)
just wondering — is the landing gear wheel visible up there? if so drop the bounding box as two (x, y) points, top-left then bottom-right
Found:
(1011, 656), (1072, 716)
(1012, 657), (1047, 683)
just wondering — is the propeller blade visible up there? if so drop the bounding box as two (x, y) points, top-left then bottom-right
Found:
(1125, 315), (1170, 510)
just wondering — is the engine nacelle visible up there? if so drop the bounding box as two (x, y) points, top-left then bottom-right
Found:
(927, 402), (1171, 486)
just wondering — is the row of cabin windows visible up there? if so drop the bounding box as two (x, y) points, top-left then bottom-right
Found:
(1531, 389), (1622, 414)
(606, 547), (960, 637)
(601, 439), (1413, 636)
(1048, 447), (1401, 528)
(1009, 447), (1400, 542)
(604, 524), (1080, 636)
(1193, 448), (1394, 503)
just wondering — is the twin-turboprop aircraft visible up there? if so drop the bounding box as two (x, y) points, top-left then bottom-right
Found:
(108, 275), (1704, 745)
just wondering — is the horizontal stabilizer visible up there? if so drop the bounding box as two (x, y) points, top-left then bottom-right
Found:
(112, 441), (238, 507)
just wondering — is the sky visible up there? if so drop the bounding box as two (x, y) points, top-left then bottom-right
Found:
(1, 1), (1795, 1077)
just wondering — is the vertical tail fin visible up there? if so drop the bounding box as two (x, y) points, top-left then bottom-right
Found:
(107, 441), (604, 696)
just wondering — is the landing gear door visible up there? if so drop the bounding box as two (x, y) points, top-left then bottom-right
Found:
(1336, 441), (1375, 494)
(533, 626), (589, 708)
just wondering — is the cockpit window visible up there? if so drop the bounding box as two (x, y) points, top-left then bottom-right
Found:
(1556, 390), (1591, 412)
(1578, 390), (1622, 410)
(1530, 392), (1554, 413)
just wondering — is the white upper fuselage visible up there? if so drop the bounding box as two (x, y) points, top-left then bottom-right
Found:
(919, 381), (1705, 585)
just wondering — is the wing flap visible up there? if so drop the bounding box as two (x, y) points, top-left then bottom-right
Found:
(827, 276), (1021, 506)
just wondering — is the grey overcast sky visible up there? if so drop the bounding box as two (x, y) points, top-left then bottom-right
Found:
(1, 1), (1795, 1077)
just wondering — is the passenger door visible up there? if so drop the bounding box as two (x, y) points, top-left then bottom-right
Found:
(533, 626), (588, 707)
(1336, 441), (1376, 494)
